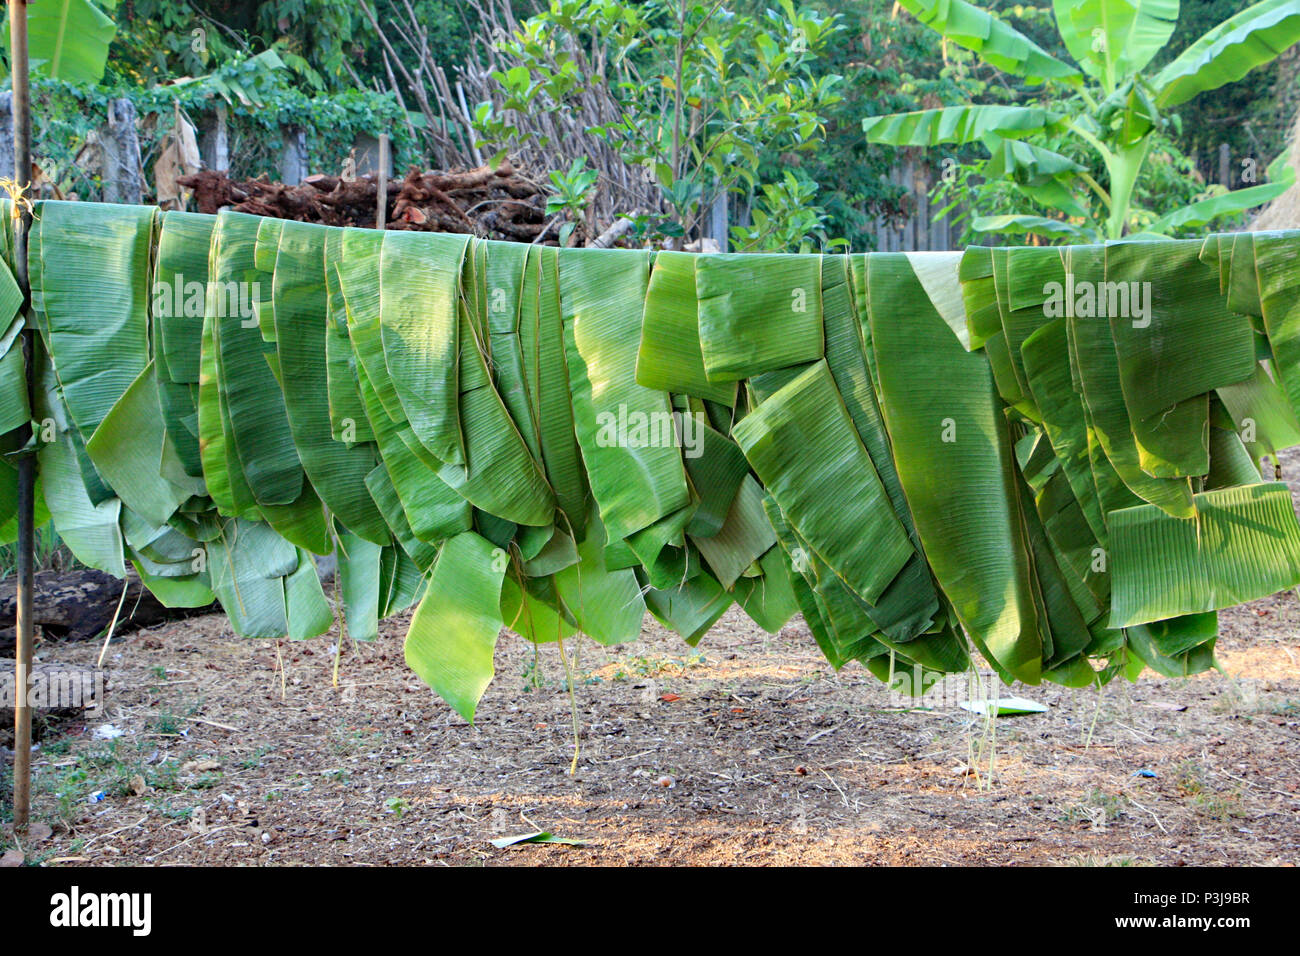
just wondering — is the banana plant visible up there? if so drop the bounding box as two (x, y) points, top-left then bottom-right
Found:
(862, 0), (1300, 242)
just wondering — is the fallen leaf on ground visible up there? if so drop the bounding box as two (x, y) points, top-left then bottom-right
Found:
(489, 831), (586, 849)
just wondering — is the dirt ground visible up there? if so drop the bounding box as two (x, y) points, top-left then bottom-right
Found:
(3, 586), (1298, 866)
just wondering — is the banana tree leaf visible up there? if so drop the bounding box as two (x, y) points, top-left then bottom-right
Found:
(0, 345), (29, 435)
(85, 361), (189, 527)
(38, 426), (125, 578)
(1155, 0), (1300, 107)
(338, 530), (382, 643)
(259, 483), (330, 556)
(208, 213), (305, 507)
(500, 572), (578, 644)
(626, 503), (694, 590)
(641, 570), (732, 647)
(378, 545), (426, 618)
(486, 241), (542, 463)
(411, 241), (557, 529)
(732, 543), (799, 634)
(205, 518), (293, 638)
(354, 358), (471, 543)
(959, 247), (1001, 350)
(153, 211), (214, 384)
(362, 465), (438, 571)
(527, 247), (588, 536)
(1019, 478), (1092, 670)
(636, 250), (736, 404)
(379, 230), (470, 466)
(404, 531), (507, 723)
(1053, 0), (1178, 85)
(826, 256), (941, 637)
(196, 281), (246, 516)
(1145, 180), (1292, 236)
(868, 253), (1042, 683)
(900, 0), (1082, 84)
(337, 228), (406, 423)
(1064, 246), (1195, 517)
(523, 527), (579, 577)
(733, 360), (913, 606)
(689, 476), (775, 590)
(1227, 232), (1265, 317)
(983, 136), (1086, 186)
(972, 214), (1096, 241)
(1253, 233), (1300, 425)
(36, 201), (154, 443)
(14, 0), (117, 84)
(320, 230), (374, 445)
(560, 246), (688, 542)
(682, 418), (748, 538)
(431, 307), (556, 527)
(696, 253), (824, 381)
(1132, 611), (1219, 658)
(862, 106), (1061, 146)
(134, 562), (215, 609)
(1109, 482), (1300, 627)
(284, 549), (333, 640)
(272, 220), (388, 542)
(1206, 424), (1263, 488)
(553, 507), (646, 645)
(1126, 624), (1217, 678)
(1021, 318), (1109, 541)
(1216, 362), (1300, 462)
(905, 251), (969, 349)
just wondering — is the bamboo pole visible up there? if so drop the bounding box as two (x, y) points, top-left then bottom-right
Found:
(8, 0), (34, 834)
(376, 133), (389, 229)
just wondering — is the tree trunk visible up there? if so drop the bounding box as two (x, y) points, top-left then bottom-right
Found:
(100, 97), (143, 204)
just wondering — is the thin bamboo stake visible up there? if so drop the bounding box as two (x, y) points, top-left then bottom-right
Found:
(376, 134), (389, 229)
(8, 0), (35, 835)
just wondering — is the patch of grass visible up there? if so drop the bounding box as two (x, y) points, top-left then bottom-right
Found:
(149, 802), (193, 821)
(520, 654), (556, 692)
(602, 652), (709, 682)
(1174, 758), (1207, 797)
(0, 522), (81, 581)
(1174, 758), (1246, 820)
(150, 710), (184, 736)
(236, 746), (271, 770)
(328, 722), (383, 755)
(189, 772), (223, 790)
(1066, 853), (1154, 866)
(1062, 788), (1129, 827)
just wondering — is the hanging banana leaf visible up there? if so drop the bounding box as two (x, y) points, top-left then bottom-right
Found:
(1108, 483), (1300, 627)
(404, 531), (508, 724)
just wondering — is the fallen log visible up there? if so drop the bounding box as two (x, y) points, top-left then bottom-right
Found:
(1, 657), (109, 743)
(0, 568), (215, 656)
(174, 161), (582, 243)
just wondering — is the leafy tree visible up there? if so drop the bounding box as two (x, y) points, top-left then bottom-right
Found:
(863, 0), (1300, 242)
(476, 0), (846, 250)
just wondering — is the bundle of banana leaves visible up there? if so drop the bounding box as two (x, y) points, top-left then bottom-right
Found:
(3, 199), (1299, 722)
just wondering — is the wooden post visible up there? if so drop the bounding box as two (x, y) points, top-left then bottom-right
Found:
(375, 134), (389, 229)
(8, 0), (35, 835)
